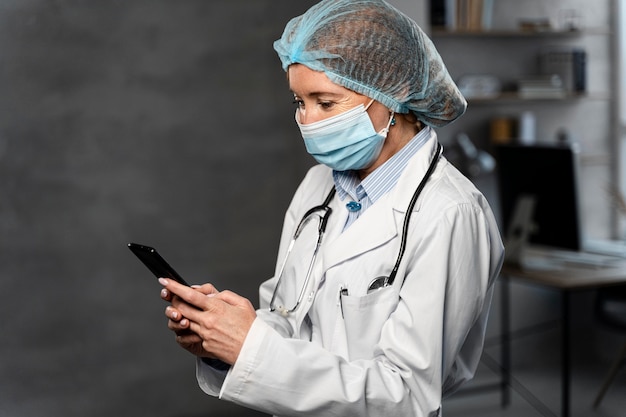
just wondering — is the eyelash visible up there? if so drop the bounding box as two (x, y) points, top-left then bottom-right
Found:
(292, 99), (334, 110)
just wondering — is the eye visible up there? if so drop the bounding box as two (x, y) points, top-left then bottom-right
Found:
(292, 98), (305, 109)
(319, 101), (334, 110)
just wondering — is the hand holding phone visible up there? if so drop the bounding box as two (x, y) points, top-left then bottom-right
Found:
(128, 243), (190, 286)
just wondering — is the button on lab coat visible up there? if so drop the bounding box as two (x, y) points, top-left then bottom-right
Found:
(196, 132), (505, 417)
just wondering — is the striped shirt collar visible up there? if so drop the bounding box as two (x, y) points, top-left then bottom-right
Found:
(333, 126), (432, 205)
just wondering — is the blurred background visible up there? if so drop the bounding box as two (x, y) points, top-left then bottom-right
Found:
(1, 1), (624, 417)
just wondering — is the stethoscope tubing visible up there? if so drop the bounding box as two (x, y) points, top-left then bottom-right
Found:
(270, 142), (442, 312)
(386, 142), (442, 287)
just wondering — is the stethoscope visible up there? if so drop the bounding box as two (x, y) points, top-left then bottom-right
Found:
(269, 142), (443, 315)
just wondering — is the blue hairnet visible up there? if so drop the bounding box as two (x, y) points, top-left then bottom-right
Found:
(273, 0), (466, 127)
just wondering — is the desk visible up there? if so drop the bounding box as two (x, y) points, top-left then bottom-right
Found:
(500, 254), (626, 417)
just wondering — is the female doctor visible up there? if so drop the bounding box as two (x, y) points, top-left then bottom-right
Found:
(159, 0), (504, 416)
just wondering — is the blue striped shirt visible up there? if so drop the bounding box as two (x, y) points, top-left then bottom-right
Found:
(333, 126), (431, 230)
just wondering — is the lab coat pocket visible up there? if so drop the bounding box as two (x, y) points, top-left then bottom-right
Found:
(340, 287), (399, 360)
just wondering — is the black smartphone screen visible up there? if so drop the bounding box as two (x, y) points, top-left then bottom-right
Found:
(128, 243), (190, 286)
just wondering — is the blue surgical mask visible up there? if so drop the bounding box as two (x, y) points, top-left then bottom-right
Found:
(296, 101), (394, 171)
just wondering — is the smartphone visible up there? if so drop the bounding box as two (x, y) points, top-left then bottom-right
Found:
(128, 243), (190, 286)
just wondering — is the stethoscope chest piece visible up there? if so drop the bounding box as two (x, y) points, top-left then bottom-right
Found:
(367, 276), (389, 293)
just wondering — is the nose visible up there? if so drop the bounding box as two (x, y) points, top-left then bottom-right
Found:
(298, 109), (330, 125)
(296, 108), (312, 125)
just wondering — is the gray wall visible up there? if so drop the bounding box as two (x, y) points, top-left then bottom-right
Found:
(0, 1), (317, 416)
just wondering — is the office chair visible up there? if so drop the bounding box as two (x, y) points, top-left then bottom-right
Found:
(593, 285), (626, 408)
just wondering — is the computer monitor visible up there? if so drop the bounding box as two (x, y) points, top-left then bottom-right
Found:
(494, 143), (583, 252)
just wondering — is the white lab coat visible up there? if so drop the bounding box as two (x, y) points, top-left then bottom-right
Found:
(196, 131), (504, 417)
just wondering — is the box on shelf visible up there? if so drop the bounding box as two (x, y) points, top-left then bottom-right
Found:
(517, 74), (567, 99)
(430, 0), (493, 31)
(540, 47), (587, 93)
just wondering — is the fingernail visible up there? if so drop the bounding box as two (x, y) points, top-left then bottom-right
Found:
(172, 311), (178, 320)
(158, 278), (168, 286)
(161, 288), (168, 298)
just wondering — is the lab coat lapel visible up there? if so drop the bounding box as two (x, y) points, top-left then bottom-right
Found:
(321, 132), (440, 271)
(322, 196), (399, 269)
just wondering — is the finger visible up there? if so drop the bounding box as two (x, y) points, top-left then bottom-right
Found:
(170, 297), (203, 327)
(165, 306), (184, 322)
(167, 318), (189, 331)
(159, 278), (212, 311)
(192, 283), (220, 296)
(216, 290), (255, 310)
(167, 317), (192, 331)
(175, 331), (203, 345)
(160, 287), (172, 302)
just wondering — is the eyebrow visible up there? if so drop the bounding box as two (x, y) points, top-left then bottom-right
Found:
(291, 91), (346, 99)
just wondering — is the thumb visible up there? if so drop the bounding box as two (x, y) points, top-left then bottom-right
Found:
(191, 283), (220, 296)
(216, 290), (254, 310)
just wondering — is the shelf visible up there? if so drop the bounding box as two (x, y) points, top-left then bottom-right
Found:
(431, 28), (608, 38)
(466, 92), (609, 104)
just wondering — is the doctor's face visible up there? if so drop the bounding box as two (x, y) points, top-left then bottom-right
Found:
(288, 64), (390, 129)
